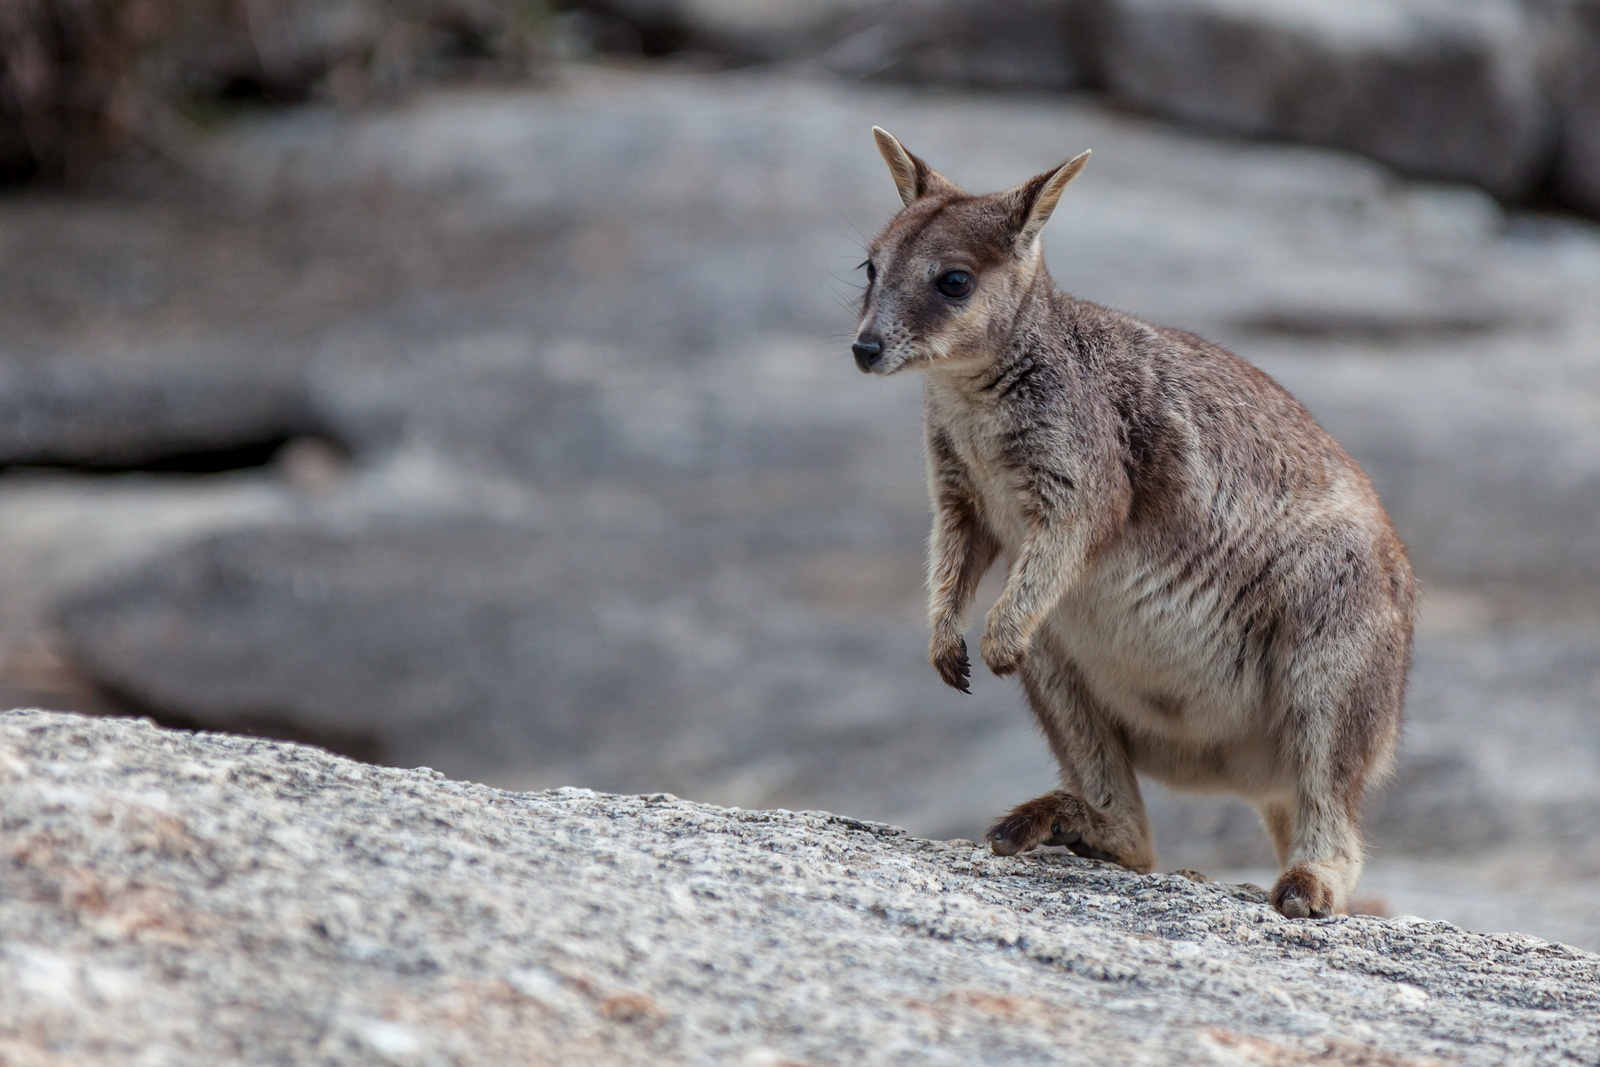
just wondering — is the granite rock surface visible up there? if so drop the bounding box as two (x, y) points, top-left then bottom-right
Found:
(1090, 0), (1552, 200)
(577, 0), (1600, 212)
(2, 708), (1598, 1066)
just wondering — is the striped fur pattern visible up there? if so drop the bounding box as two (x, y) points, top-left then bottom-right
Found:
(855, 128), (1416, 918)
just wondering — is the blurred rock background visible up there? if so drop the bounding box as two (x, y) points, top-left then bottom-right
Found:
(3, 0), (1599, 949)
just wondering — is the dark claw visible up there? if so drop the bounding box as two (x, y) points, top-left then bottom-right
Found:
(935, 638), (972, 694)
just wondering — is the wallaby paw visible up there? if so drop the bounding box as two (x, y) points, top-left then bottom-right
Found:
(986, 791), (1094, 857)
(979, 627), (1028, 677)
(930, 636), (971, 693)
(1270, 865), (1336, 919)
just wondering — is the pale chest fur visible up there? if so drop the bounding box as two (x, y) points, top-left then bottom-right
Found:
(925, 381), (1036, 549)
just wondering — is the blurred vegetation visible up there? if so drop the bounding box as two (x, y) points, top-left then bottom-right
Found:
(0, 0), (549, 185)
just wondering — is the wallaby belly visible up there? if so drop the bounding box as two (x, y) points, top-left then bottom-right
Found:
(1040, 546), (1295, 798)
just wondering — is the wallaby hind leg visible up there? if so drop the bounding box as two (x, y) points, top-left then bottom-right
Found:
(1267, 558), (1408, 919)
(1270, 793), (1364, 919)
(1268, 692), (1393, 918)
(1258, 799), (1294, 867)
(986, 651), (1155, 873)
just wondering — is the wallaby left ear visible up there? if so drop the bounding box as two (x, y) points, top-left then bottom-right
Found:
(873, 126), (963, 206)
(1011, 150), (1091, 250)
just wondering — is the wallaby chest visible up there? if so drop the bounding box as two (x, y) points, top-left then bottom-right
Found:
(926, 370), (1272, 763)
(924, 377), (1042, 551)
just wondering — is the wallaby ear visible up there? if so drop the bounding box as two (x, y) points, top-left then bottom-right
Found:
(872, 126), (962, 206)
(1010, 150), (1091, 250)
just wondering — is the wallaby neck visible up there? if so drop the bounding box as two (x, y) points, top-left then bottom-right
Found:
(928, 264), (1063, 396)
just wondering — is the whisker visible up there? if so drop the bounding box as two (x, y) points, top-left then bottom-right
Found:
(836, 209), (871, 249)
(823, 263), (869, 311)
(825, 290), (860, 312)
(826, 268), (868, 291)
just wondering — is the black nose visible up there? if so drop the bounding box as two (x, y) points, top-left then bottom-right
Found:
(852, 337), (883, 371)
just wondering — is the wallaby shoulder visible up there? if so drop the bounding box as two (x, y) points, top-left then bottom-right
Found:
(920, 294), (1136, 553)
(923, 292), (1369, 537)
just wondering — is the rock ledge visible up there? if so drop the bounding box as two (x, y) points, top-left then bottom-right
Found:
(1, 709), (1596, 1065)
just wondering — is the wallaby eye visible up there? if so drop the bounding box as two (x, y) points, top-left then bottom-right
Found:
(862, 260), (877, 283)
(936, 270), (973, 298)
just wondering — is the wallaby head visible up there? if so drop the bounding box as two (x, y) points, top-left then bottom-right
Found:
(853, 127), (1090, 376)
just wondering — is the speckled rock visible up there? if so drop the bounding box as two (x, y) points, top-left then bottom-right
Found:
(1, 709), (1597, 1065)
(1092, 0), (1552, 200)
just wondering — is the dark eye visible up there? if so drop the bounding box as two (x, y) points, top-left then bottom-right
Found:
(863, 260), (877, 283)
(936, 270), (973, 298)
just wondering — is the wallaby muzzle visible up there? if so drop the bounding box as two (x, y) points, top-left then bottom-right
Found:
(852, 335), (884, 372)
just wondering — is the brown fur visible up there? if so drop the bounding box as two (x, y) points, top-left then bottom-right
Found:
(1272, 864), (1338, 919)
(855, 128), (1416, 918)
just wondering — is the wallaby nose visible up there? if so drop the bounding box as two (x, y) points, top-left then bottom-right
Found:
(852, 336), (884, 372)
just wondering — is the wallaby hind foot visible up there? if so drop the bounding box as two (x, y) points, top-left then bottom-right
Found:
(986, 790), (1123, 865)
(1271, 864), (1338, 919)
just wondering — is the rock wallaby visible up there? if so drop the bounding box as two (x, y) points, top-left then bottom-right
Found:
(853, 128), (1416, 918)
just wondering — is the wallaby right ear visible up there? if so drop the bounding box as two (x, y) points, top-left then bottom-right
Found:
(1008, 150), (1091, 251)
(873, 126), (961, 206)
